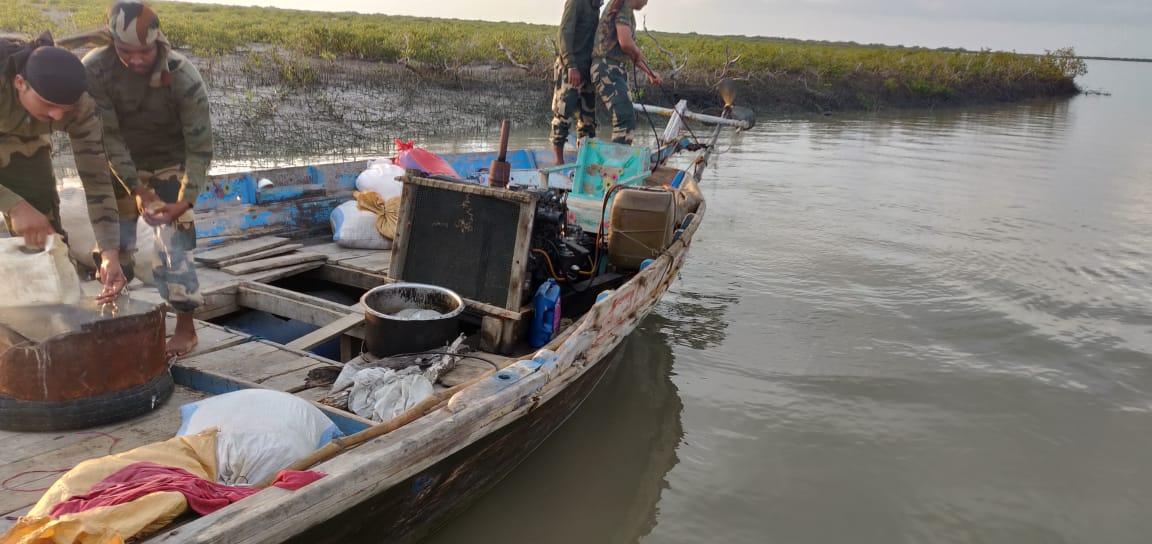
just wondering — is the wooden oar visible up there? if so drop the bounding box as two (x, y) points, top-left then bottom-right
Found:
(255, 369), (496, 488)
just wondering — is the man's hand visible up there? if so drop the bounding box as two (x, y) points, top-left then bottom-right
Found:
(647, 71), (663, 87)
(142, 201), (191, 227)
(567, 67), (583, 88)
(134, 187), (160, 213)
(8, 200), (55, 249)
(96, 249), (128, 304)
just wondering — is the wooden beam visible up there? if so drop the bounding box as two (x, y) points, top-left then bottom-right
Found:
(505, 200), (534, 311)
(195, 236), (291, 266)
(388, 178), (417, 280)
(237, 282), (352, 326)
(286, 314), (365, 351)
(213, 244), (304, 268)
(222, 253), (327, 276)
(402, 175), (536, 204)
(246, 261), (326, 283)
(479, 316), (503, 353)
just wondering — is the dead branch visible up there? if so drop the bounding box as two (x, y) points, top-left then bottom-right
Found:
(642, 16), (686, 81)
(717, 45), (742, 81)
(497, 42), (532, 72)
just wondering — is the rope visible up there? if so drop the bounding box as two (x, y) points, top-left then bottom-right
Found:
(1, 432), (122, 493)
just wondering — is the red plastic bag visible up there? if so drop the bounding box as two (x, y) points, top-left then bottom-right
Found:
(394, 139), (460, 179)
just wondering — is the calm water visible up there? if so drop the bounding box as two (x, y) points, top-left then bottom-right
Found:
(422, 60), (1152, 544)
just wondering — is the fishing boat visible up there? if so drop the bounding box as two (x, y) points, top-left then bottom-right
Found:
(0, 99), (749, 543)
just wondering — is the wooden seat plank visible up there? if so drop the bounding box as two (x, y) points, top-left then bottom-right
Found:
(337, 252), (392, 274)
(195, 236), (291, 266)
(176, 341), (326, 386)
(222, 253), (327, 276)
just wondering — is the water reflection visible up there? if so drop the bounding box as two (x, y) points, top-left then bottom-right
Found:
(426, 314), (685, 544)
(656, 290), (737, 351)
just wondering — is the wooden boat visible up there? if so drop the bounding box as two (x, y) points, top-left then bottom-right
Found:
(0, 101), (747, 543)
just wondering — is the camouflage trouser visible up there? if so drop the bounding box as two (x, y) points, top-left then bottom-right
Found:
(114, 164), (203, 313)
(550, 58), (597, 147)
(591, 58), (636, 145)
(0, 148), (66, 241)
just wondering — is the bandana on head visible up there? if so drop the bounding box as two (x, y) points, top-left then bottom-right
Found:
(108, 1), (160, 48)
(56, 2), (172, 88)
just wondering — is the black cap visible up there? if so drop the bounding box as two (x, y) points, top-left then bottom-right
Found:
(21, 46), (87, 106)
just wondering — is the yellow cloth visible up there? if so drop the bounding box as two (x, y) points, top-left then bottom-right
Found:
(353, 191), (402, 240)
(2, 430), (218, 544)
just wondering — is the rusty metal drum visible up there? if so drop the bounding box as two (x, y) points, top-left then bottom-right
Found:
(0, 301), (172, 431)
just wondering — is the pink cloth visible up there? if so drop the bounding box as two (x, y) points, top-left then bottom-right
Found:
(270, 469), (325, 491)
(394, 139), (460, 178)
(50, 462), (325, 517)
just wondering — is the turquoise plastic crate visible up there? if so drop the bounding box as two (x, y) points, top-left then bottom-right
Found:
(571, 139), (651, 199)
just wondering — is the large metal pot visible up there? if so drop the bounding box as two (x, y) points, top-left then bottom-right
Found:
(361, 283), (464, 357)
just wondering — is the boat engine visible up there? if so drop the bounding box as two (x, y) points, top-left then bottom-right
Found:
(526, 188), (597, 295)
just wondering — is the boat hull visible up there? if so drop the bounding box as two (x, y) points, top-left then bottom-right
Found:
(287, 340), (616, 544)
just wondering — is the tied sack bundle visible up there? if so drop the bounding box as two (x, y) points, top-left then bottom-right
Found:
(354, 191), (402, 241)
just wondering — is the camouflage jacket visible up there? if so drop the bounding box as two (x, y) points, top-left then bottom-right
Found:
(558, 0), (603, 78)
(0, 38), (120, 250)
(82, 46), (212, 206)
(593, 0), (635, 64)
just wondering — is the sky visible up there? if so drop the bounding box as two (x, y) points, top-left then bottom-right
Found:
(198, 0), (1152, 58)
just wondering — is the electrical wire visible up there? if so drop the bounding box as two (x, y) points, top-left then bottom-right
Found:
(364, 350), (502, 371)
(531, 248), (565, 282)
(633, 63), (665, 169)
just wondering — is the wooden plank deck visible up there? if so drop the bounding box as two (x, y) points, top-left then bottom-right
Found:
(304, 242), (392, 274)
(195, 237), (292, 266)
(164, 315), (252, 357)
(178, 340), (329, 389)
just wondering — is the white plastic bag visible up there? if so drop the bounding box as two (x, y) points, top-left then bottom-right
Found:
(177, 389), (344, 485)
(59, 186), (156, 285)
(330, 200), (392, 250)
(346, 367), (434, 422)
(0, 235), (82, 307)
(355, 161), (405, 200)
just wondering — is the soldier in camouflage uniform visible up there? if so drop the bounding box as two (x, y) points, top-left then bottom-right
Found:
(550, 0), (603, 165)
(76, 1), (212, 356)
(0, 33), (127, 303)
(591, 0), (661, 144)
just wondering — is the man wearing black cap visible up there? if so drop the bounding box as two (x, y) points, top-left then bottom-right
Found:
(0, 34), (127, 303)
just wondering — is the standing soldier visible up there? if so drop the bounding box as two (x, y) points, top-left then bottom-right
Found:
(0, 33), (127, 303)
(591, 0), (662, 145)
(551, 0), (603, 165)
(76, 1), (212, 357)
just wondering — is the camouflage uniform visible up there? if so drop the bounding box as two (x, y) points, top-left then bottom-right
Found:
(550, 0), (602, 148)
(83, 45), (211, 312)
(0, 36), (120, 252)
(591, 0), (637, 144)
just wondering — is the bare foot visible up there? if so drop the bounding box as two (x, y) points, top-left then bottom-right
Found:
(167, 311), (198, 358)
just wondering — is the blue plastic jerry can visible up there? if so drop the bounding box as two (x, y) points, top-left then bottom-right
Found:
(530, 279), (562, 348)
